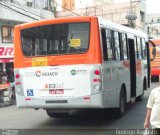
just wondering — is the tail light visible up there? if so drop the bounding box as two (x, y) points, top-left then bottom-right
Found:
(94, 70), (100, 75)
(92, 69), (102, 94)
(15, 73), (21, 86)
(14, 70), (24, 96)
(15, 73), (20, 79)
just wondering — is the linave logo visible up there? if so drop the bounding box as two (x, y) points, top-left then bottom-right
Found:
(25, 70), (58, 77)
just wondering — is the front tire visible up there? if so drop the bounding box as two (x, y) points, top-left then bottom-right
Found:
(136, 79), (146, 102)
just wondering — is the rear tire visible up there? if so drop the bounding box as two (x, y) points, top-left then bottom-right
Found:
(115, 87), (126, 118)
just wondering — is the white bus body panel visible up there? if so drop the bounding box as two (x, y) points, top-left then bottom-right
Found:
(15, 64), (106, 109)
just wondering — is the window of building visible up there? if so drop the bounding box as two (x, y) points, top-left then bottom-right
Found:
(1, 26), (14, 43)
(151, 19), (154, 23)
(140, 11), (145, 23)
(33, 0), (54, 11)
(157, 18), (160, 23)
(62, 0), (75, 11)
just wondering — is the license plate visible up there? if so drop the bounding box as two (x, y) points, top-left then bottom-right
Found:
(49, 89), (64, 94)
(46, 100), (67, 104)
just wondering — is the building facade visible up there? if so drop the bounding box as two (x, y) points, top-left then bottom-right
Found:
(55, 0), (113, 11)
(0, 0), (54, 76)
(146, 13), (160, 38)
(54, 0), (146, 31)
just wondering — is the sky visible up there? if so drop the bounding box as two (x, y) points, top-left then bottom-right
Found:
(114, 0), (160, 14)
(146, 0), (160, 14)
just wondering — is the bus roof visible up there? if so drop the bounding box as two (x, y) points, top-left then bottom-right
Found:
(15, 16), (95, 29)
(15, 16), (148, 40)
(98, 17), (148, 40)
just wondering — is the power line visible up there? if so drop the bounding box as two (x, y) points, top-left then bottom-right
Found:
(0, 2), (38, 20)
(54, 1), (81, 16)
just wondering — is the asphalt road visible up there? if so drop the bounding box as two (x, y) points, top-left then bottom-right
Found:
(0, 82), (159, 135)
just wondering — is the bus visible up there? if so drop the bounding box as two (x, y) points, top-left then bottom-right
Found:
(14, 16), (153, 118)
(149, 39), (160, 81)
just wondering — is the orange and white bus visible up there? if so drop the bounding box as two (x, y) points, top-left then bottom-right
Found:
(14, 16), (151, 118)
(149, 39), (160, 81)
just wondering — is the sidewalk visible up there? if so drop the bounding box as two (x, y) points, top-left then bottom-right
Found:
(0, 98), (16, 108)
(0, 84), (16, 108)
(0, 102), (13, 108)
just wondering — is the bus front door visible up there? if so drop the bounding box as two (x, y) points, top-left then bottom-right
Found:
(128, 38), (136, 99)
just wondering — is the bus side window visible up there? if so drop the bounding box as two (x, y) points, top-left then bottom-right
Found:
(137, 37), (142, 59)
(113, 31), (120, 61)
(122, 33), (128, 60)
(134, 37), (138, 59)
(105, 29), (114, 61)
(141, 38), (147, 59)
(101, 28), (107, 61)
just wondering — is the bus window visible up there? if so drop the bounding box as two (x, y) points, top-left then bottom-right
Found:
(137, 37), (142, 59)
(122, 33), (128, 60)
(21, 22), (90, 56)
(141, 38), (147, 59)
(105, 29), (114, 61)
(114, 31), (120, 60)
(101, 28), (107, 61)
(134, 37), (138, 59)
(22, 37), (32, 56)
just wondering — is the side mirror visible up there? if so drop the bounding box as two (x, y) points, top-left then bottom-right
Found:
(152, 47), (156, 56)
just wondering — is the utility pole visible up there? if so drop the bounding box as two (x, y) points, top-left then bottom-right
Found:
(53, 0), (57, 17)
(125, 0), (138, 28)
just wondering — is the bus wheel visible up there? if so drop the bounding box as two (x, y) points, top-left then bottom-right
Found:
(136, 92), (144, 102)
(136, 80), (145, 102)
(46, 110), (69, 118)
(115, 87), (126, 118)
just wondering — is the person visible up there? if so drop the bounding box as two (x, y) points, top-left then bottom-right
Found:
(7, 68), (14, 83)
(0, 71), (3, 84)
(7, 68), (15, 103)
(144, 86), (160, 135)
(1, 72), (7, 84)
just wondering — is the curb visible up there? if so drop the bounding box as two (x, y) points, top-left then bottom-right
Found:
(0, 102), (13, 108)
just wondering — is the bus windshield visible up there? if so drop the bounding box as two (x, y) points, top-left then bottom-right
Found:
(21, 22), (90, 57)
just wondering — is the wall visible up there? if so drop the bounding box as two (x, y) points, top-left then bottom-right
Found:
(55, 0), (95, 11)
(0, 1), (54, 22)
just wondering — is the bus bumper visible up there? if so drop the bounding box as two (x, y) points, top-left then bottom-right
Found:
(16, 93), (104, 109)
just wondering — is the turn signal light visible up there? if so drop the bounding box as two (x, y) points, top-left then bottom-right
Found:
(93, 78), (102, 82)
